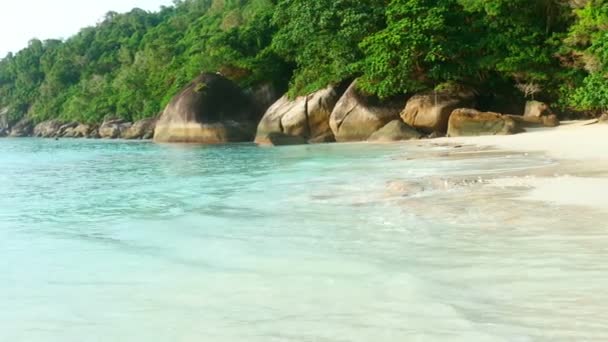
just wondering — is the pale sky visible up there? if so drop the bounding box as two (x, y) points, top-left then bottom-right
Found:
(0, 0), (174, 58)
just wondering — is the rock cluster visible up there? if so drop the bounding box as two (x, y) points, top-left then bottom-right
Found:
(447, 109), (522, 137)
(329, 81), (406, 142)
(1, 73), (564, 144)
(401, 89), (475, 135)
(122, 118), (157, 140)
(255, 85), (340, 145)
(28, 117), (156, 139)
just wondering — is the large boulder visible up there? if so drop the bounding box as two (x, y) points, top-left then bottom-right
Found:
(154, 73), (258, 144)
(447, 109), (522, 137)
(524, 101), (552, 118)
(401, 89), (475, 135)
(600, 114), (608, 124)
(9, 117), (34, 137)
(255, 86), (341, 145)
(122, 118), (157, 140)
(34, 120), (63, 138)
(368, 120), (422, 142)
(330, 81), (405, 142)
(99, 118), (132, 139)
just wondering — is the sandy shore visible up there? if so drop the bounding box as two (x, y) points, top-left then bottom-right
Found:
(433, 120), (608, 211)
(436, 119), (608, 161)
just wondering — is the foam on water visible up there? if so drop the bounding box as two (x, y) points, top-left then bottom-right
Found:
(1, 138), (607, 341)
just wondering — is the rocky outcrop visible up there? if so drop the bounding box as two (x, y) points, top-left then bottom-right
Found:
(329, 81), (405, 142)
(255, 86), (341, 145)
(99, 118), (132, 139)
(34, 120), (63, 138)
(600, 114), (608, 124)
(9, 117), (34, 137)
(58, 122), (79, 135)
(401, 89), (475, 135)
(63, 124), (94, 138)
(493, 101), (559, 128)
(89, 128), (100, 139)
(255, 132), (309, 146)
(122, 118), (157, 140)
(524, 101), (552, 118)
(33, 121), (95, 138)
(368, 120), (422, 142)
(154, 73), (258, 144)
(447, 109), (522, 137)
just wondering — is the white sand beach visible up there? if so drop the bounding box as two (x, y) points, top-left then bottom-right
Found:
(439, 120), (608, 161)
(436, 121), (608, 211)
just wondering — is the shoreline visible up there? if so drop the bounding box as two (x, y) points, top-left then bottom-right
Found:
(434, 119), (607, 161)
(4, 120), (607, 212)
(426, 120), (608, 212)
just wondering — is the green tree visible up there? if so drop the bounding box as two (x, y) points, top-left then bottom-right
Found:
(358, 0), (473, 98)
(271, 0), (387, 96)
(562, 0), (608, 112)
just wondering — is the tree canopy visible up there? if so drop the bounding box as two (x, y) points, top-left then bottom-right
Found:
(0, 0), (607, 125)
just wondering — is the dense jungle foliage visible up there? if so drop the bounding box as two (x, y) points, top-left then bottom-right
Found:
(0, 0), (607, 125)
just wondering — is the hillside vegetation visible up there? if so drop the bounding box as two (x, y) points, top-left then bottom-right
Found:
(1, 0), (607, 125)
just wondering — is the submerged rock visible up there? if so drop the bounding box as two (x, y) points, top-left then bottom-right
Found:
(401, 88), (475, 135)
(255, 86), (341, 145)
(447, 109), (522, 137)
(154, 73), (258, 144)
(330, 81), (404, 142)
(368, 120), (422, 142)
(122, 118), (157, 140)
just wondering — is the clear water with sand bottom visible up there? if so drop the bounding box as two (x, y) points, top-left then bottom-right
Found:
(2, 138), (607, 341)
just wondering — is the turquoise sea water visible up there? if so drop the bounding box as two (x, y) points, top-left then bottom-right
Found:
(2, 138), (608, 341)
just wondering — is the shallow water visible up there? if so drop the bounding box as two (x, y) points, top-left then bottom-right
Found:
(1, 138), (608, 341)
